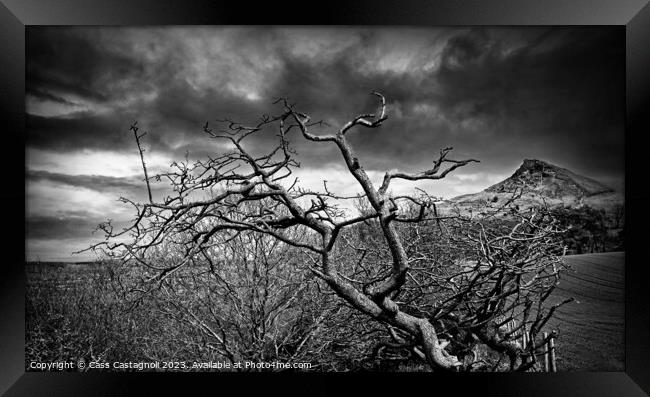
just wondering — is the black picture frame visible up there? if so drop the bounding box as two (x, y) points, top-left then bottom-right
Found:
(2, 1), (649, 396)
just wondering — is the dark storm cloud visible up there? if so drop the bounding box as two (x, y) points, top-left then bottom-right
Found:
(344, 28), (626, 181)
(26, 27), (624, 184)
(26, 169), (172, 206)
(27, 112), (133, 151)
(26, 26), (626, 187)
(27, 212), (133, 241)
(27, 169), (142, 192)
(26, 213), (106, 239)
(29, 88), (80, 106)
(26, 28), (443, 163)
(25, 27), (626, 261)
(431, 28), (625, 178)
(26, 27), (149, 102)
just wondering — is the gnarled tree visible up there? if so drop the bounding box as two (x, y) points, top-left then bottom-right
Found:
(90, 93), (570, 371)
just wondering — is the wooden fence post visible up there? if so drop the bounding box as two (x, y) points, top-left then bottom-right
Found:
(521, 330), (528, 365)
(549, 332), (557, 372)
(543, 332), (549, 372)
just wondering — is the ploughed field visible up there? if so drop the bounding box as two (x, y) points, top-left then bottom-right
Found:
(547, 252), (624, 371)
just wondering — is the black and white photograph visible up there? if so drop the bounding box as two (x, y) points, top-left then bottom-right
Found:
(25, 26), (625, 372)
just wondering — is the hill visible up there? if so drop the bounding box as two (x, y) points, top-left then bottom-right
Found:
(439, 159), (625, 253)
(487, 159), (613, 198)
(449, 159), (623, 212)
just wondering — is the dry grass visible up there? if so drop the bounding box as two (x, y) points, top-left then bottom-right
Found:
(25, 252), (624, 372)
(25, 262), (154, 370)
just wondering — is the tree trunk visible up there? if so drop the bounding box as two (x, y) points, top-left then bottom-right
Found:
(417, 319), (462, 371)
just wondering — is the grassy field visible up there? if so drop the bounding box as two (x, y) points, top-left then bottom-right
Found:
(25, 261), (140, 369)
(25, 252), (625, 371)
(546, 252), (624, 371)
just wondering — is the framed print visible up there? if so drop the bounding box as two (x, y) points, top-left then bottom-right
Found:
(2, 0), (649, 396)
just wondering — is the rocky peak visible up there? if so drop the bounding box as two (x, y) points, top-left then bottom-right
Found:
(515, 159), (557, 175)
(485, 159), (613, 199)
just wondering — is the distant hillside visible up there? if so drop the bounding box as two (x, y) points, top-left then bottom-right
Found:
(447, 159), (623, 212)
(486, 159), (613, 198)
(441, 159), (625, 253)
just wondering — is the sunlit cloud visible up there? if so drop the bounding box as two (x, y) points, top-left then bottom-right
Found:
(27, 148), (175, 177)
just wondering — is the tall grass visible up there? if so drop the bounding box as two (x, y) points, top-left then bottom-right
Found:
(26, 262), (155, 370)
(25, 261), (358, 371)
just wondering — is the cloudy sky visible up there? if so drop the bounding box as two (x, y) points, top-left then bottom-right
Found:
(26, 26), (625, 261)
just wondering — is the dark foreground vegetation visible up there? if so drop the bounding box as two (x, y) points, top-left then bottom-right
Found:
(550, 206), (624, 255)
(25, 251), (624, 371)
